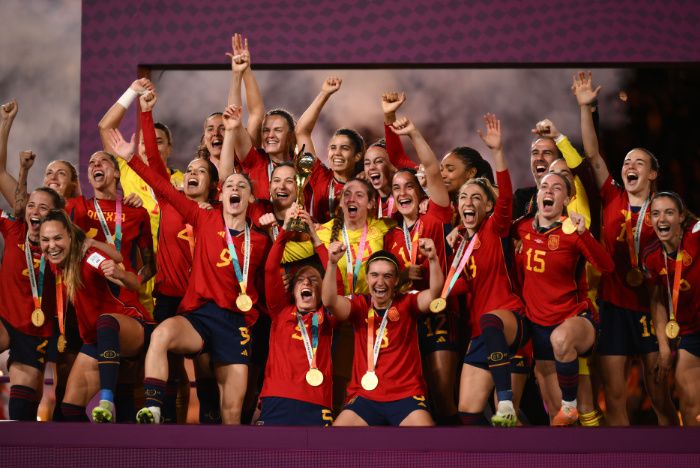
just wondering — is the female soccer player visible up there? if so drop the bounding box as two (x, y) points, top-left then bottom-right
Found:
(294, 77), (367, 223)
(322, 243), (443, 426)
(138, 97), (221, 423)
(448, 114), (528, 427)
(643, 192), (700, 426)
(513, 172), (614, 425)
(574, 71), (678, 425)
(107, 128), (270, 425)
(382, 117), (458, 424)
(39, 209), (147, 423)
(257, 205), (335, 425)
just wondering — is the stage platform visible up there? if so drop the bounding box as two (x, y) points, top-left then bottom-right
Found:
(0, 423), (698, 467)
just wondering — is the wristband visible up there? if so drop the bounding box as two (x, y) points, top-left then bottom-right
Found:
(117, 88), (139, 109)
(554, 134), (566, 144)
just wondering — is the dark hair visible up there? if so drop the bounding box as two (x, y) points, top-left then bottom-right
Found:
(33, 186), (65, 210)
(369, 138), (386, 150)
(329, 177), (377, 242)
(154, 121), (173, 146)
(39, 209), (87, 301)
(271, 161), (296, 177)
(264, 109), (297, 157)
(187, 157), (220, 202)
(651, 191), (698, 230)
(196, 112), (224, 160)
(223, 171), (255, 195)
(392, 168), (427, 202)
(531, 137), (563, 159)
(365, 250), (400, 274)
(448, 147), (495, 184)
(334, 128), (366, 155)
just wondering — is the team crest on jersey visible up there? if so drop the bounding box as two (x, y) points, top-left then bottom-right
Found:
(643, 212), (652, 227)
(472, 237), (481, 250)
(548, 235), (560, 251)
(682, 250), (692, 267)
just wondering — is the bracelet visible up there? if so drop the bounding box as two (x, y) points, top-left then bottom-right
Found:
(117, 88), (139, 109)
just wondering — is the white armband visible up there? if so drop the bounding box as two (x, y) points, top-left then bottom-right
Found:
(117, 88), (139, 109)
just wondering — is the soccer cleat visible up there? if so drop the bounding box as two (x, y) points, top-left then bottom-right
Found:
(136, 406), (161, 424)
(552, 405), (579, 426)
(491, 401), (518, 427)
(92, 400), (115, 423)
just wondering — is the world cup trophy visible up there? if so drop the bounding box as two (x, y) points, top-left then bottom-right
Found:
(289, 144), (315, 232)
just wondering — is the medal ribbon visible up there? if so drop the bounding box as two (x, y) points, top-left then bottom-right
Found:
(56, 273), (65, 337)
(342, 223), (369, 295)
(439, 232), (479, 299)
(94, 198), (123, 252)
(624, 199), (649, 269)
(378, 195), (395, 218)
(296, 310), (320, 370)
(367, 301), (391, 373)
(224, 223), (251, 296)
(663, 240), (684, 324)
(328, 179), (336, 217)
(402, 219), (423, 264)
(24, 235), (46, 311)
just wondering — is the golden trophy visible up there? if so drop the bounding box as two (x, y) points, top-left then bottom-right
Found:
(289, 145), (315, 232)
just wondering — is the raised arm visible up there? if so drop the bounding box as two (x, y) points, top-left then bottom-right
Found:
(532, 118), (584, 169)
(416, 238), (444, 312)
(106, 128), (201, 225)
(13, 150), (35, 217)
(295, 77), (342, 160)
(226, 33), (264, 149)
(219, 104), (247, 182)
(391, 117), (449, 207)
(572, 71), (608, 189)
(0, 100), (20, 206)
(321, 241), (351, 321)
(139, 91), (170, 180)
(98, 78), (154, 154)
(382, 92), (416, 170)
(570, 212), (614, 273)
(478, 114), (512, 234)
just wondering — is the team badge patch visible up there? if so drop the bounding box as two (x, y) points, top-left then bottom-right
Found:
(548, 235), (560, 251)
(682, 250), (692, 267)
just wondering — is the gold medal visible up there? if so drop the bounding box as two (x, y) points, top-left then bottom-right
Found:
(361, 371), (379, 391)
(429, 297), (447, 313)
(236, 293), (253, 312)
(57, 334), (67, 353)
(625, 268), (644, 287)
(31, 308), (45, 327)
(305, 368), (324, 387)
(665, 320), (680, 340)
(387, 307), (400, 322)
(561, 217), (576, 235)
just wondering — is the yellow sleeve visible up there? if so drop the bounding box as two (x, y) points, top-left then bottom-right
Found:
(169, 169), (185, 190)
(282, 239), (315, 263)
(568, 175), (591, 229)
(556, 135), (584, 169)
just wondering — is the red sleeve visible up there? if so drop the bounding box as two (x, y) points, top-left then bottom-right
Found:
(577, 230), (614, 273)
(140, 110), (170, 180)
(241, 147), (263, 171)
(426, 199), (453, 224)
(384, 124), (416, 169)
(264, 228), (291, 315)
(348, 294), (369, 324)
(491, 170), (514, 236)
(136, 209), (154, 250)
(599, 175), (617, 202)
(127, 156), (201, 226)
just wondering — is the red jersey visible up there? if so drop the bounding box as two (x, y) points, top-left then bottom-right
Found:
(346, 293), (426, 402)
(450, 170), (524, 338)
(598, 176), (656, 312)
(642, 223), (700, 336)
(66, 247), (144, 344)
(128, 156), (271, 326)
(240, 147), (278, 201)
(307, 159), (344, 224)
(514, 219), (614, 326)
(384, 200), (452, 290)
(65, 195), (153, 306)
(260, 228), (335, 407)
(0, 212), (56, 337)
